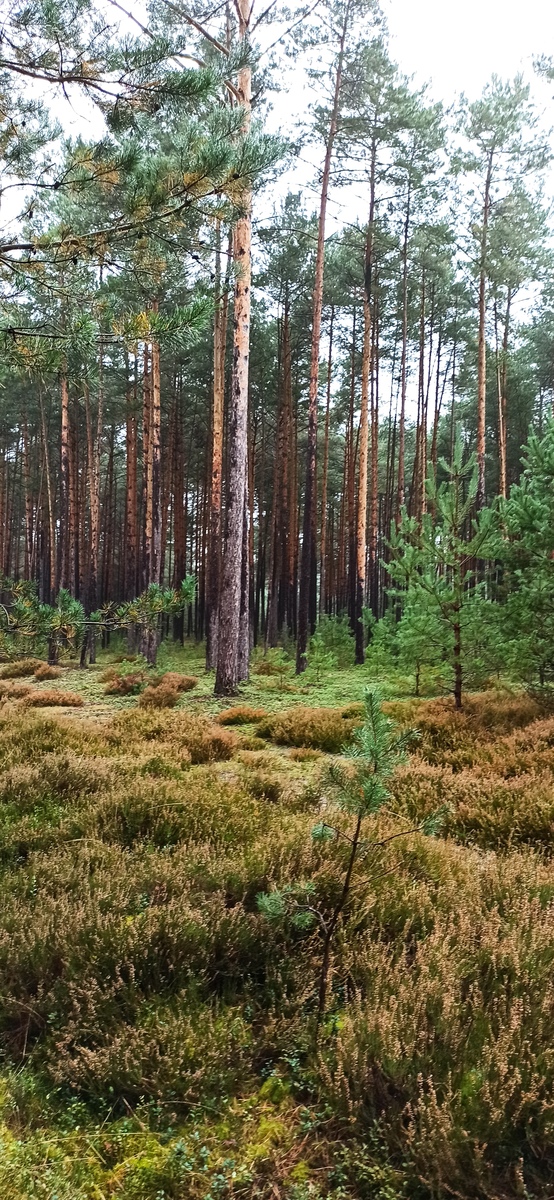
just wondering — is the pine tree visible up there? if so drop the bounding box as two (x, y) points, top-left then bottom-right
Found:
(388, 434), (499, 708)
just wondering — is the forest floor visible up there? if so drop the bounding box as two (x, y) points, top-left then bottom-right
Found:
(0, 644), (553, 1199)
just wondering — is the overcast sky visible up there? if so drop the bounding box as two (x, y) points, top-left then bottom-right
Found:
(385, 0), (554, 102)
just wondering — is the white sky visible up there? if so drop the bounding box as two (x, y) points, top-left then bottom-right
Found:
(384, 0), (554, 103)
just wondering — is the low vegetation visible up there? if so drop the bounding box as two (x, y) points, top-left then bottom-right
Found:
(0, 662), (553, 1198)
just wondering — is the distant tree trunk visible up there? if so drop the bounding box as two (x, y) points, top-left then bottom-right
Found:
(206, 223), (230, 669)
(60, 372), (70, 591)
(39, 388), (56, 602)
(396, 180), (411, 522)
(477, 148), (494, 510)
(369, 278), (380, 618)
(215, 18), (252, 696)
(22, 408), (33, 581)
(142, 344), (152, 589)
(68, 402), (78, 596)
(319, 306), (334, 618)
(347, 311), (357, 630)
(125, 363), (138, 599)
(355, 146), (376, 664)
(151, 326), (162, 585)
(172, 376), (186, 640)
(296, 2), (350, 674)
(496, 288), (511, 500)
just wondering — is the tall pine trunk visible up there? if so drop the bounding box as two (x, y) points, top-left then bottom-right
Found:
(477, 149), (494, 509)
(215, 9), (252, 696)
(296, 2), (350, 672)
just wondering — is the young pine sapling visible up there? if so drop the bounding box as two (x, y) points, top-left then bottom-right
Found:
(258, 689), (442, 1032)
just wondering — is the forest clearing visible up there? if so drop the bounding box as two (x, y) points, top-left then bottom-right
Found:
(3, 0), (554, 1195)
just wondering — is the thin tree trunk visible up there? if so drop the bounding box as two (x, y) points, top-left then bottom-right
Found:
(477, 148), (494, 509)
(151, 324), (162, 585)
(319, 306), (334, 618)
(125, 362), (138, 599)
(396, 181), (411, 522)
(296, 1), (350, 673)
(206, 223), (231, 668)
(355, 146), (376, 663)
(60, 372), (70, 590)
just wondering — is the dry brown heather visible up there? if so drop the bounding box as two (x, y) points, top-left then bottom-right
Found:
(0, 691), (554, 1198)
(33, 663), (62, 681)
(0, 658), (44, 678)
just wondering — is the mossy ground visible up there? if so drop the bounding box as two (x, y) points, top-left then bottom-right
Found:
(0, 642), (553, 1198)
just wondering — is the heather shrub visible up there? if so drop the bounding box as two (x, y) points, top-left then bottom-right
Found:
(257, 706), (360, 753)
(33, 663), (61, 681)
(390, 760), (554, 850)
(105, 710), (237, 764)
(246, 771), (284, 804)
(0, 658), (44, 679)
(387, 692), (544, 770)
(2, 693), (554, 1196)
(217, 705), (268, 725)
(237, 734), (268, 750)
(50, 1003), (253, 1101)
(148, 671), (198, 692)
(104, 670), (146, 696)
(22, 690), (84, 708)
(317, 845), (554, 1192)
(139, 682), (179, 708)
(0, 681), (31, 701)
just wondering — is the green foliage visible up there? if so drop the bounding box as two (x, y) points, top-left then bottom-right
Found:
(311, 616), (355, 669)
(327, 688), (417, 819)
(305, 627), (337, 683)
(388, 434), (500, 706)
(504, 419), (554, 687)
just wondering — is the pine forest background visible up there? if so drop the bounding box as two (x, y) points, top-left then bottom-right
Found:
(2, 0), (554, 692)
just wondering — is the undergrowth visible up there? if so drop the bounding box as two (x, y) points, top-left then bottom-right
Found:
(0, 684), (552, 1197)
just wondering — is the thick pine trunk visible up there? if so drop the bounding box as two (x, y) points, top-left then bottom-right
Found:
(215, 36), (252, 696)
